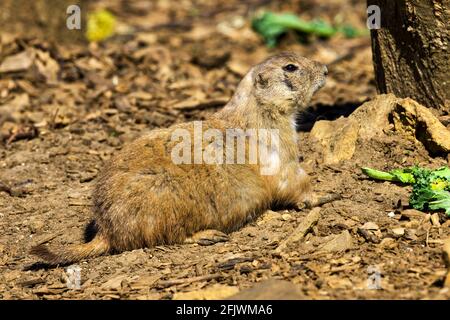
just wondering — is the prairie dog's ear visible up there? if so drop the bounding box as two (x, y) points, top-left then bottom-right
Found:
(255, 71), (269, 89)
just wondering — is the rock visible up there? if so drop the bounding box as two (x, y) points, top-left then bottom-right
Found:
(319, 230), (354, 253)
(358, 222), (382, 242)
(404, 229), (418, 241)
(391, 228), (405, 237)
(391, 98), (450, 155)
(310, 94), (396, 164)
(350, 94), (399, 140)
(0, 50), (34, 73)
(310, 117), (358, 165)
(361, 222), (380, 230)
(380, 237), (397, 249)
(309, 94), (450, 164)
(227, 279), (305, 300)
(173, 284), (239, 300)
(357, 227), (380, 244)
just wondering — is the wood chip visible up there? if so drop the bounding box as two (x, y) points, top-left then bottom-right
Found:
(275, 208), (321, 253)
(157, 274), (224, 288)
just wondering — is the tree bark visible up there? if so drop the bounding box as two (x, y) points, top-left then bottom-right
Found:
(368, 0), (449, 115)
(0, 0), (87, 44)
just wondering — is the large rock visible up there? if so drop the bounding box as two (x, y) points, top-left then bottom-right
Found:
(310, 94), (450, 164)
(310, 117), (359, 166)
(391, 98), (450, 155)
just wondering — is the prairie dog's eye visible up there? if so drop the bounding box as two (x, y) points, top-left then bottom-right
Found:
(282, 64), (298, 72)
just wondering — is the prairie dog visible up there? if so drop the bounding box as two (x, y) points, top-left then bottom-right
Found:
(31, 52), (328, 265)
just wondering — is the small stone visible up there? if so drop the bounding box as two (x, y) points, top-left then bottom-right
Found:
(361, 222), (379, 230)
(392, 228), (405, 237)
(380, 237), (397, 249)
(404, 229), (418, 241)
(319, 230), (354, 253)
(387, 212), (396, 218)
(0, 50), (34, 73)
(281, 213), (292, 221)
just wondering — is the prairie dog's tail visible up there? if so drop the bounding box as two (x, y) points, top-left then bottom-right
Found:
(30, 234), (110, 265)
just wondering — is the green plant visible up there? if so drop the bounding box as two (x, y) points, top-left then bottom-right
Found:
(362, 166), (450, 216)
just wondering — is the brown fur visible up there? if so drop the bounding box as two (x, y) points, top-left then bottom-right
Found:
(31, 52), (327, 265)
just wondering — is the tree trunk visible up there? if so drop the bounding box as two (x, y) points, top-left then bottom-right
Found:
(0, 0), (87, 44)
(368, 0), (449, 115)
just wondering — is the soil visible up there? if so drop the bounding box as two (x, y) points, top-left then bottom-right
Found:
(0, 0), (449, 300)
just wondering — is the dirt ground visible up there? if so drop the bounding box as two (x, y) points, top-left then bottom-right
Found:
(1, 0), (449, 300)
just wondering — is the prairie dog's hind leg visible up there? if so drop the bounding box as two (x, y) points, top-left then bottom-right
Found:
(284, 164), (341, 209)
(303, 193), (342, 209)
(295, 167), (342, 209)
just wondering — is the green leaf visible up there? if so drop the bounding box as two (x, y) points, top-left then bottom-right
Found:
(361, 167), (414, 183)
(251, 11), (365, 47)
(362, 167), (398, 182)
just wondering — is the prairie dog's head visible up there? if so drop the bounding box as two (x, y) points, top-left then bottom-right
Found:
(251, 52), (327, 113)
